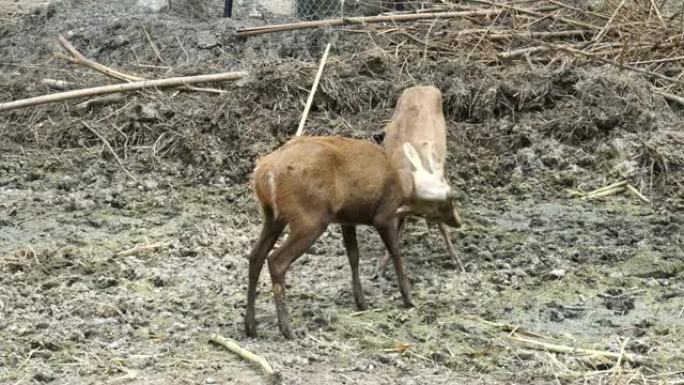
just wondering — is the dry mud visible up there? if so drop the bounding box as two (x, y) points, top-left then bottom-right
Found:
(1, 0), (683, 384)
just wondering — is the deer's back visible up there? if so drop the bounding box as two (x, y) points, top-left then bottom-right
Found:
(385, 86), (447, 171)
(253, 136), (403, 225)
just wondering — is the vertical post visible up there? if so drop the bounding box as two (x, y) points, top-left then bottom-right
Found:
(223, 0), (233, 17)
(296, 43), (332, 137)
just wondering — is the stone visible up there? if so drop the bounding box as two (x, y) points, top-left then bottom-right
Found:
(136, 0), (169, 13)
(196, 31), (219, 49)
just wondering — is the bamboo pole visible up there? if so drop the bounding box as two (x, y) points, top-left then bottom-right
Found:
(296, 43), (332, 137)
(236, 9), (501, 37)
(0, 71), (248, 113)
(209, 334), (280, 383)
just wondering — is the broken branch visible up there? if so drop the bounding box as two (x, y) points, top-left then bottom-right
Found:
(209, 334), (280, 384)
(0, 71), (248, 112)
(509, 335), (652, 366)
(296, 42), (332, 137)
(58, 35), (224, 94)
(236, 9), (501, 37)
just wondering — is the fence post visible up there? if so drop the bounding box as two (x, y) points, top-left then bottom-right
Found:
(224, 0), (233, 17)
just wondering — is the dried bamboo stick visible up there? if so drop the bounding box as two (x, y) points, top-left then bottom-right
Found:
(510, 335), (652, 366)
(236, 9), (501, 37)
(0, 71), (248, 112)
(296, 43), (332, 137)
(626, 184), (652, 203)
(209, 334), (280, 383)
(58, 35), (224, 94)
(472, 0), (602, 30)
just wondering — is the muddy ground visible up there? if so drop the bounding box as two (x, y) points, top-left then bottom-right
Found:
(1, 0), (684, 384)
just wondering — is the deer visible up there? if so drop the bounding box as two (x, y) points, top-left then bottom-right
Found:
(375, 85), (464, 277)
(244, 135), (457, 339)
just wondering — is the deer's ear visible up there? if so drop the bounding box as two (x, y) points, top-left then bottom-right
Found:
(403, 143), (424, 172)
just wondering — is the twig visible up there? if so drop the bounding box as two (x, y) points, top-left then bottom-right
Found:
(586, 180), (628, 196)
(41, 78), (77, 91)
(0, 71), (247, 112)
(59, 35), (140, 82)
(209, 334), (280, 384)
(236, 9), (502, 37)
(349, 308), (382, 317)
(296, 43), (332, 137)
(626, 184), (651, 203)
(141, 25), (164, 64)
(509, 335), (652, 366)
(590, 0), (627, 46)
(655, 90), (684, 107)
(76, 94), (126, 110)
(81, 121), (137, 182)
(58, 35), (223, 94)
(471, 0), (602, 30)
(499, 41), (589, 59)
(115, 241), (172, 257)
(529, 40), (684, 87)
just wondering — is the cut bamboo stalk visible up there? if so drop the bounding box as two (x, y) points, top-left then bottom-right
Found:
(509, 335), (652, 366)
(626, 184), (652, 203)
(586, 180), (628, 196)
(236, 9), (501, 37)
(296, 43), (332, 137)
(209, 334), (280, 384)
(0, 71), (248, 113)
(584, 187), (626, 200)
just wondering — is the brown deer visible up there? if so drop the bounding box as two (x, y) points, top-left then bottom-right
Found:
(244, 135), (454, 339)
(376, 85), (464, 276)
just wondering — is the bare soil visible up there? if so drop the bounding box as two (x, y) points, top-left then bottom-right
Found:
(1, 1), (683, 384)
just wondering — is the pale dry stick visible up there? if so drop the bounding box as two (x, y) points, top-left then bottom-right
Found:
(175, 35), (190, 62)
(544, 0), (610, 20)
(0, 71), (247, 112)
(462, 315), (556, 340)
(115, 241), (172, 257)
(649, 0), (664, 25)
(499, 41), (588, 59)
(590, 0), (628, 46)
(655, 89), (684, 107)
(510, 335), (652, 366)
(58, 35), (223, 94)
(584, 187), (626, 200)
(58, 35), (140, 82)
(209, 334), (280, 384)
(528, 40), (684, 87)
(626, 184), (652, 203)
(611, 337), (630, 385)
(236, 9), (502, 37)
(295, 42), (332, 137)
(631, 55), (684, 65)
(81, 121), (137, 182)
(586, 180), (628, 196)
(106, 366), (138, 385)
(142, 25), (164, 64)
(471, 0), (602, 30)
(76, 94), (126, 110)
(349, 308), (382, 317)
(41, 78), (76, 91)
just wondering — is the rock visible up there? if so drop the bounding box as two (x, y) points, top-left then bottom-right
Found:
(136, 0), (169, 13)
(57, 175), (76, 191)
(140, 103), (160, 121)
(196, 31), (219, 49)
(546, 269), (566, 280)
(612, 160), (638, 178)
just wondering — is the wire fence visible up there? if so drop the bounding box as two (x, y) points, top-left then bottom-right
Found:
(232, 0), (441, 20)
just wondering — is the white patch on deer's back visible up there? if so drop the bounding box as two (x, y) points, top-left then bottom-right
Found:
(266, 171), (279, 220)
